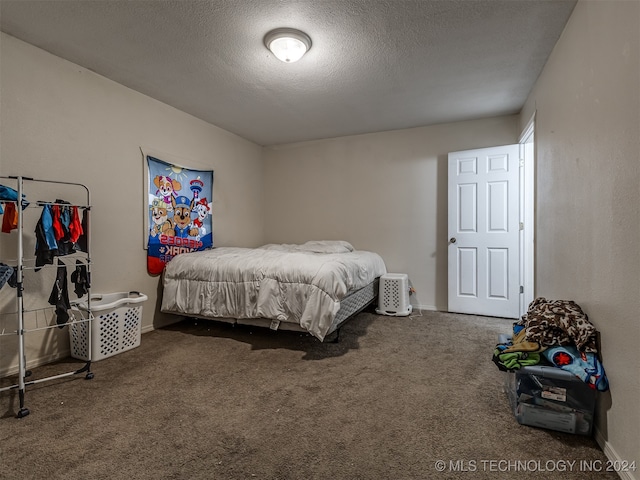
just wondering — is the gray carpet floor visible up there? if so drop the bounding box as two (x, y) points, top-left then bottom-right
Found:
(0, 309), (616, 479)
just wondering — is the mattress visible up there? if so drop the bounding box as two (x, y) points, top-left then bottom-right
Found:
(161, 241), (387, 341)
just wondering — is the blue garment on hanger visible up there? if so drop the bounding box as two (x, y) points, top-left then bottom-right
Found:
(0, 264), (14, 289)
(41, 205), (58, 250)
(55, 199), (71, 229)
(34, 204), (59, 269)
(0, 184), (30, 214)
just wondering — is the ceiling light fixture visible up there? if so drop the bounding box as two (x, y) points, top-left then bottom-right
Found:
(264, 28), (312, 63)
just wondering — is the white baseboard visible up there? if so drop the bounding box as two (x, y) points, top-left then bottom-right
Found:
(412, 304), (438, 311)
(594, 426), (638, 480)
(0, 322), (171, 378)
(141, 324), (155, 334)
(0, 350), (70, 378)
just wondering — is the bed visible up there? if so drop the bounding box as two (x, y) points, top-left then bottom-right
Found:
(160, 240), (387, 341)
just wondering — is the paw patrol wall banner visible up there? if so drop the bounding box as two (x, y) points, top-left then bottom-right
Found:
(146, 155), (213, 275)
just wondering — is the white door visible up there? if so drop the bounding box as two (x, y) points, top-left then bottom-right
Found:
(448, 145), (520, 318)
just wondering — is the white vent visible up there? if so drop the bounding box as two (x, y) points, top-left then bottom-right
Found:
(376, 273), (412, 316)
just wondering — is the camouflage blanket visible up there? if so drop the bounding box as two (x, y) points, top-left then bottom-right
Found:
(516, 297), (598, 353)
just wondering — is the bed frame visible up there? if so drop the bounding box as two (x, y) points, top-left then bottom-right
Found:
(185, 278), (379, 342)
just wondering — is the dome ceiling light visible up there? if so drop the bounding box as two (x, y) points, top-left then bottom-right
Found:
(264, 28), (312, 63)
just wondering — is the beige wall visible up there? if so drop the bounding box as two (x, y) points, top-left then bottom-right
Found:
(520, 0), (639, 469)
(263, 116), (518, 311)
(3, 1), (637, 468)
(0, 33), (264, 372)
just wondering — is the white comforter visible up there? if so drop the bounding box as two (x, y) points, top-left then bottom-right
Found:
(161, 241), (386, 340)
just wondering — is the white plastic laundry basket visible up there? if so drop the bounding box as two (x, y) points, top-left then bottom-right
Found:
(70, 291), (148, 361)
(376, 273), (413, 316)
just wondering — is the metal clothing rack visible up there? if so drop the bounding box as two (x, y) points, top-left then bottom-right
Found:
(0, 175), (94, 418)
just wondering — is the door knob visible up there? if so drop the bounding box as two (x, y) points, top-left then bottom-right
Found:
(449, 237), (457, 244)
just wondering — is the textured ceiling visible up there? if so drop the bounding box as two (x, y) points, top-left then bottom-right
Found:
(0, 0), (577, 146)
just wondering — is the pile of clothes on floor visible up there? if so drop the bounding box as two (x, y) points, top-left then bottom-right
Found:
(493, 297), (609, 392)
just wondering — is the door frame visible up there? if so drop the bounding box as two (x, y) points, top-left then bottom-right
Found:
(519, 112), (536, 316)
(446, 114), (536, 319)
(447, 144), (521, 318)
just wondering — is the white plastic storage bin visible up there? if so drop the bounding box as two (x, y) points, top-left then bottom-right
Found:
(70, 291), (148, 361)
(376, 273), (413, 316)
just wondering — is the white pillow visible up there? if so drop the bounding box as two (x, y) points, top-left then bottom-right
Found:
(296, 240), (355, 254)
(259, 240), (355, 254)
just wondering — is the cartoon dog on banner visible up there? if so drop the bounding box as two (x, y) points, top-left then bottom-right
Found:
(153, 175), (181, 209)
(171, 195), (200, 238)
(149, 198), (174, 238)
(191, 198), (210, 239)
